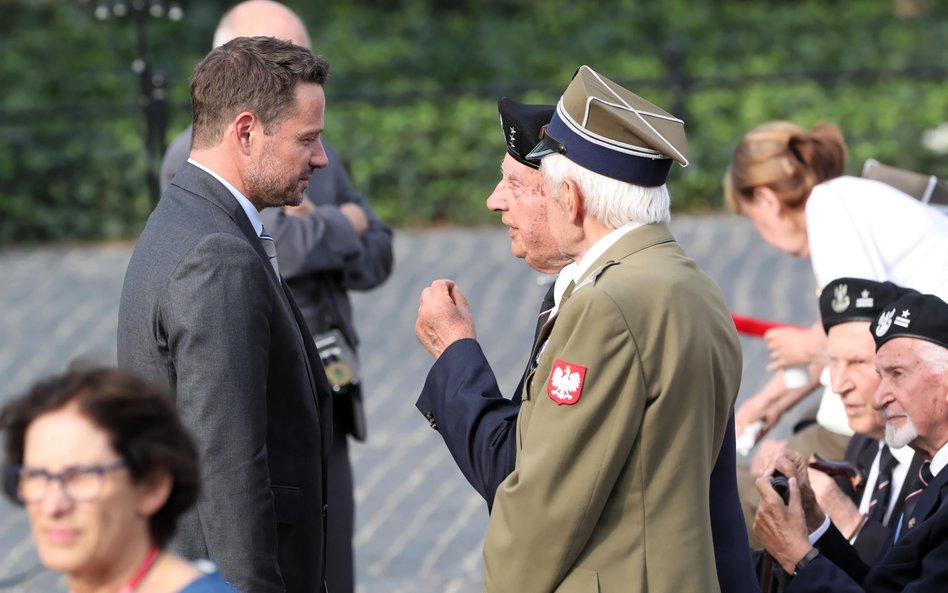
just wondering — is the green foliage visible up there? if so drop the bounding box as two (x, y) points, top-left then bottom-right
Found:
(2, 0), (948, 240)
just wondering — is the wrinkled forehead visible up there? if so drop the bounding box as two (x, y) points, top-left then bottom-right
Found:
(827, 321), (875, 357)
(502, 154), (543, 184)
(875, 337), (927, 371)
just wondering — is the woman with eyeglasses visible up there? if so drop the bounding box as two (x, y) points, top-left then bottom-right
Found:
(1, 369), (240, 593)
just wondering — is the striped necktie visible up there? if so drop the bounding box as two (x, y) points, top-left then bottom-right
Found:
(894, 459), (932, 542)
(534, 283), (556, 341)
(259, 226), (280, 277)
(867, 445), (898, 524)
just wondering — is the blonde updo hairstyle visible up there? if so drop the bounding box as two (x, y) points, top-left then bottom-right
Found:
(724, 121), (848, 213)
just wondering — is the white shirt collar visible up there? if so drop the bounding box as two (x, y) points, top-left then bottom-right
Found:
(929, 441), (948, 477)
(548, 222), (643, 318)
(188, 158), (263, 236)
(889, 440), (916, 467)
(548, 263), (576, 319)
(573, 222), (643, 283)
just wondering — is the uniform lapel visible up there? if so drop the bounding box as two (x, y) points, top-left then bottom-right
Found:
(904, 467), (948, 531)
(891, 452), (928, 523)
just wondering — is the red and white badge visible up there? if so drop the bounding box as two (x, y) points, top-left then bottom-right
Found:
(547, 359), (587, 405)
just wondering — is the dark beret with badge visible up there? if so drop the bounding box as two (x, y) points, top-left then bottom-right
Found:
(819, 277), (917, 333)
(497, 97), (555, 170)
(526, 64), (688, 186)
(871, 292), (948, 351)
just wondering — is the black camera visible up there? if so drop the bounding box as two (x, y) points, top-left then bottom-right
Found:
(771, 470), (790, 505)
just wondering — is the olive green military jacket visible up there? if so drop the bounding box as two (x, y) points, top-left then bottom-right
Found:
(483, 223), (742, 593)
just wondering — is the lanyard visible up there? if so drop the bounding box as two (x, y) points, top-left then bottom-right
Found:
(71, 545), (159, 593)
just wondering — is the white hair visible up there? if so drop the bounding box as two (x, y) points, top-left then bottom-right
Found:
(916, 339), (948, 376)
(540, 153), (671, 228)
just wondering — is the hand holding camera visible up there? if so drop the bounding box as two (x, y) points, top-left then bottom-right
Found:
(771, 470), (791, 505)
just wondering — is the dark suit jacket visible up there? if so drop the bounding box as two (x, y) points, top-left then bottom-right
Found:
(118, 163), (333, 593)
(162, 128), (393, 440)
(843, 435), (927, 564)
(416, 235), (759, 593)
(789, 462), (948, 592)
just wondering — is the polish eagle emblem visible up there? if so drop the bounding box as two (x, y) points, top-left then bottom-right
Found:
(875, 308), (896, 337)
(548, 359), (587, 405)
(831, 283), (850, 313)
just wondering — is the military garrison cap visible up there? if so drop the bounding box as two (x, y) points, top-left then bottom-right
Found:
(527, 65), (688, 186)
(871, 292), (948, 351)
(819, 278), (915, 333)
(498, 98), (555, 170)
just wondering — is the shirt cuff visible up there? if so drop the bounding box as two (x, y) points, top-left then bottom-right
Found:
(808, 515), (831, 544)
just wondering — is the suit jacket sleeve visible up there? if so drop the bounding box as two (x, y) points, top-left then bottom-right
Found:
(261, 165), (393, 292)
(709, 415), (760, 593)
(483, 293), (646, 593)
(853, 518), (893, 564)
(416, 339), (519, 509)
(788, 523), (869, 593)
(164, 233), (284, 593)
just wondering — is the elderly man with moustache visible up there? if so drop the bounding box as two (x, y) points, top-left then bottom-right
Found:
(805, 278), (925, 564)
(754, 291), (948, 592)
(754, 277), (925, 591)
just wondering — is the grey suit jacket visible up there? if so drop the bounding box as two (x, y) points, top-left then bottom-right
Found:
(118, 163), (332, 593)
(162, 127), (394, 440)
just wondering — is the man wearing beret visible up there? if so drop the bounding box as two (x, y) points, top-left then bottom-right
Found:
(470, 65), (741, 593)
(806, 278), (924, 563)
(754, 291), (948, 592)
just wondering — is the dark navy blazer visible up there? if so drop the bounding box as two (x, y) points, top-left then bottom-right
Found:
(788, 462), (948, 593)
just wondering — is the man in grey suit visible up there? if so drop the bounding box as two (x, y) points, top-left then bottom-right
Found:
(160, 4), (394, 591)
(118, 36), (333, 593)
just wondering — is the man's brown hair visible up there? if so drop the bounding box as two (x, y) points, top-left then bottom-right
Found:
(190, 35), (330, 149)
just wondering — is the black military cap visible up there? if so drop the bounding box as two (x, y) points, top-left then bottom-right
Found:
(819, 278), (915, 333)
(871, 292), (948, 351)
(498, 97), (555, 170)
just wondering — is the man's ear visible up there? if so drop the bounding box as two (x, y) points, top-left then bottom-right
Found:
(561, 178), (585, 225)
(233, 112), (257, 156)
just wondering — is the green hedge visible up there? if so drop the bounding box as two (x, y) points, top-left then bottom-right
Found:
(2, 0), (947, 241)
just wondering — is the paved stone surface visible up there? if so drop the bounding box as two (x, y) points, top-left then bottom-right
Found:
(0, 215), (816, 592)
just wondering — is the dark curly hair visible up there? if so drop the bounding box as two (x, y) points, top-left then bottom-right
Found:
(0, 369), (200, 548)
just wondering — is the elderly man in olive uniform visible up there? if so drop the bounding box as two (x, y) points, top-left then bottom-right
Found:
(474, 66), (742, 593)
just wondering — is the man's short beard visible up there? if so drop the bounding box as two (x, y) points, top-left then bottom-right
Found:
(245, 141), (305, 208)
(885, 416), (919, 449)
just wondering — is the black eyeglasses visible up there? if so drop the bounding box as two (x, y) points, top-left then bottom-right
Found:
(3, 460), (128, 504)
